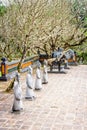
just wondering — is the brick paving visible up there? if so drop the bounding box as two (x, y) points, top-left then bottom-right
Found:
(0, 65), (87, 130)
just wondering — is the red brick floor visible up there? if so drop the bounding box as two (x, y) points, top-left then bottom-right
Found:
(0, 65), (87, 130)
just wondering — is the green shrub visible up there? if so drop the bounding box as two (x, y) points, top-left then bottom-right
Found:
(0, 6), (7, 16)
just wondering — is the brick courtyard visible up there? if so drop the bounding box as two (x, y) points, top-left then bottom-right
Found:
(0, 65), (87, 130)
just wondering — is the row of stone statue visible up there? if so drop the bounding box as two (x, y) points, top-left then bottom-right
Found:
(12, 60), (48, 112)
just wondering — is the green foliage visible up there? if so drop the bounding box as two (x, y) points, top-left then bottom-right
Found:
(77, 51), (87, 64)
(0, 71), (2, 77)
(0, 6), (7, 16)
(84, 17), (87, 28)
(71, 0), (87, 27)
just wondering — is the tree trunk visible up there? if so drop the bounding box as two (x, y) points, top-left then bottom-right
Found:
(17, 45), (26, 72)
(5, 45), (27, 92)
(6, 78), (15, 92)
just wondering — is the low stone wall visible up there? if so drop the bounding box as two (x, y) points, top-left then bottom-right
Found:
(0, 55), (39, 81)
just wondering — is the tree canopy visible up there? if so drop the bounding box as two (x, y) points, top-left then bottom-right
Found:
(0, 0), (87, 62)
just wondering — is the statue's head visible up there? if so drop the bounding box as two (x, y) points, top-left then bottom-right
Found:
(28, 66), (32, 74)
(15, 72), (20, 82)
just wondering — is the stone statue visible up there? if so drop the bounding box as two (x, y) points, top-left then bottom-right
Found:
(43, 59), (48, 66)
(25, 66), (35, 100)
(35, 62), (42, 90)
(12, 72), (23, 112)
(42, 60), (48, 84)
(64, 59), (70, 69)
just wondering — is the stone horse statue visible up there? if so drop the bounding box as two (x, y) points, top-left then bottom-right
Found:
(48, 49), (76, 72)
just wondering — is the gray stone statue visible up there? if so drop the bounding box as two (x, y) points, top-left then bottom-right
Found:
(25, 66), (35, 100)
(43, 59), (48, 66)
(64, 59), (70, 69)
(42, 60), (48, 84)
(35, 62), (42, 90)
(12, 72), (23, 112)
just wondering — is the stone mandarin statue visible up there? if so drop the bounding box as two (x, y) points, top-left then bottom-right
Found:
(42, 59), (48, 84)
(12, 72), (23, 112)
(35, 62), (42, 90)
(25, 66), (36, 100)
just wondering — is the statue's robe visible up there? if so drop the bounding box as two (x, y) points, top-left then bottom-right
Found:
(42, 65), (48, 84)
(35, 68), (42, 90)
(26, 73), (35, 99)
(12, 81), (23, 111)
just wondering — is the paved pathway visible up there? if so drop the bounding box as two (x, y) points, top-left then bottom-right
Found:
(0, 65), (87, 130)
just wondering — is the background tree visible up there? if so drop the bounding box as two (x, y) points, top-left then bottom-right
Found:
(0, 0), (48, 92)
(0, 0), (48, 68)
(33, 0), (78, 55)
(0, 0), (87, 64)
